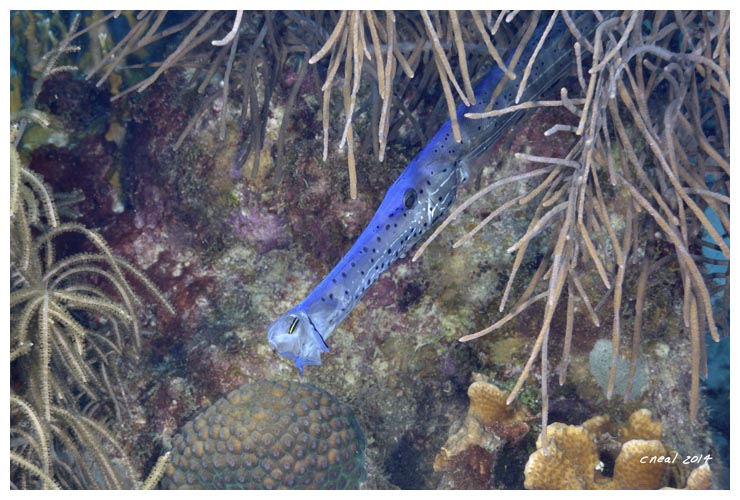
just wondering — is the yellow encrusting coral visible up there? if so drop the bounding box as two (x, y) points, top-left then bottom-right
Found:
(684, 463), (713, 490)
(614, 440), (666, 489)
(524, 422), (603, 489)
(434, 376), (531, 488)
(523, 408), (711, 490)
(619, 408), (663, 442)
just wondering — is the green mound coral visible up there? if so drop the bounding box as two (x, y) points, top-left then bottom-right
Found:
(162, 380), (366, 489)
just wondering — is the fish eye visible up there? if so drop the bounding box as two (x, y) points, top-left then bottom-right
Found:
(288, 317), (300, 335)
(403, 188), (417, 209)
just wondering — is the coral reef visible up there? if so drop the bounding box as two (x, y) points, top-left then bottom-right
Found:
(10, 10), (727, 490)
(433, 376), (532, 489)
(161, 380), (366, 489)
(10, 15), (174, 489)
(78, 11), (549, 200)
(523, 409), (712, 489)
(419, 10), (730, 440)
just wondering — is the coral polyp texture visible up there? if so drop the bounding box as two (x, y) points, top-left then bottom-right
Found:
(434, 376), (532, 488)
(523, 409), (711, 489)
(162, 380), (366, 489)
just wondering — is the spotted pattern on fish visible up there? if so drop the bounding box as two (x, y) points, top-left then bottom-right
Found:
(267, 12), (612, 374)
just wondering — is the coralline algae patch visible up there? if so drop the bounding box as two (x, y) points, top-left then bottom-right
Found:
(162, 380), (366, 489)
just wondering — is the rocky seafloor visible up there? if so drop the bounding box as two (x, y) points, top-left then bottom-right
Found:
(18, 53), (728, 489)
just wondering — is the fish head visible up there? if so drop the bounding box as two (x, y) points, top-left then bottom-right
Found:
(389, 138), (469, 232)
(266, 309), (329, 375)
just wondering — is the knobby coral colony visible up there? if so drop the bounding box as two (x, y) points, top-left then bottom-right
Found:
(10, 10), (729, 488)
(162, 380), (366, 489)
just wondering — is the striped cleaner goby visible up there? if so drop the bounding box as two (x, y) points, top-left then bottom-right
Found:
(268, 12), (613, 374)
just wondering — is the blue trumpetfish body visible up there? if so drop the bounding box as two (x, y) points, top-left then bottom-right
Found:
(267, 120), (467, 374)
(268, 13), (606, 374)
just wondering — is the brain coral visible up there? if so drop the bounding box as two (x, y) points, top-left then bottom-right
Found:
(162, 380), (366, 489)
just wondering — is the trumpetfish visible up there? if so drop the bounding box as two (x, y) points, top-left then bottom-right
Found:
(268, 12), (610, 374)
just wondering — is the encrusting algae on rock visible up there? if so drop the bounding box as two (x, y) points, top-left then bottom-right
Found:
(162, 380), (366, 489)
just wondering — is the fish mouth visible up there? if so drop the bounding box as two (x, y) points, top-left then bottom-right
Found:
(267, 311), (329, 374)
